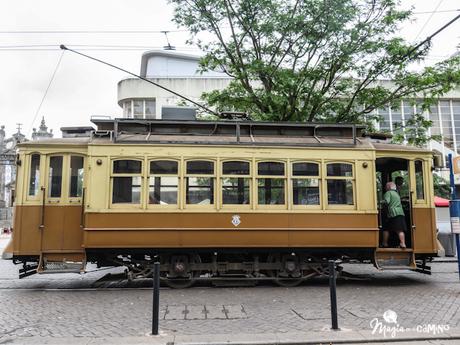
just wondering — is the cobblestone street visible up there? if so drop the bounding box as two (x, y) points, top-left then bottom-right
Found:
(1, 237), (459, 344)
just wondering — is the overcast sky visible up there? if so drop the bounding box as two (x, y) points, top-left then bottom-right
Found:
(0, 0), (459, 139)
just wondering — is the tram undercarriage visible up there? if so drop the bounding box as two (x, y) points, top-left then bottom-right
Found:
(89, 248), (375, 288)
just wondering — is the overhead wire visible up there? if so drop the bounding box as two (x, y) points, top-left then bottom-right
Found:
(413, 0), (445, 41)
(28, 50), (65, 136)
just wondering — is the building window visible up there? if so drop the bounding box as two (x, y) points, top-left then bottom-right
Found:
(149, 160), (178, 205)
(415, 160), (425, 200)
(145, 100), (156, 118)
(133, 100), (143, 118)
(69, 156), (84, 198)
(257, 162), (285, 205)
(48, 156), (63, 198)
(186, 160), (214, 205)
(292, 162), (320, 205)
(326, 163), (354, 205)
(222, 161), (250, 205)
(28, 154), (40, 197)
(123, 99), (156, 119)
(112, 160), (142, 204)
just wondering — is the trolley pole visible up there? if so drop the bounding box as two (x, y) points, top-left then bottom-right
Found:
(152, 262), (160, 335)
(447, 154), (460, 281)
(328, 260), (339, 330)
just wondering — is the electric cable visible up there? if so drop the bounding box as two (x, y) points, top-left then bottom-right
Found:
(28, 50), (65, 135)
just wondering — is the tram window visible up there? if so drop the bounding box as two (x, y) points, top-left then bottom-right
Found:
(415, 160), (425, 200)
(48, 156), (63, 198)
(257, 162), (285, 205)
(258, 179), (285, 205)
(222, 161), (250, 205)
(326, 162), (354, 205)
(69, 156), (84, 198)
(327, 163), (353, 177)
(113, 177), (141, 203)
(150, 160), (178, 174)
(149, 160), (178, 205)
(258, 162), (284, 176)
(223, 161), (250, 175)
(28, 154), (40, 196)
(186, 177), (214, 204)
(113, 160), (141, 174)
(112, 160), (142, 204)
(292, 162), (318, 176)
(186, 160), (214, 205)
(327, 180), (353, 205)
(293, 179), (320, 205)
(292, 162), (320, 205)
(187, 161), (214, 175)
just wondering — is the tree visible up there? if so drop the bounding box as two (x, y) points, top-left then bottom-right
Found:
(170, 0), (460, 145)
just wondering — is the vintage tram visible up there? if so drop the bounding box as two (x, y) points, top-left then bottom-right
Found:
(2, 118), (438, 287)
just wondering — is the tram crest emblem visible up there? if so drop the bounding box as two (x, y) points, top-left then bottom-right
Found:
(231, 215), (241, 227)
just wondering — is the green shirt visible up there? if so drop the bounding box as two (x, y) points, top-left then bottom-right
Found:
(383, 190), (405, 218)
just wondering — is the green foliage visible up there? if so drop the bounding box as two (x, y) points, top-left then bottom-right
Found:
(170, 0), (460, 145)
(433, 174), (451, 199)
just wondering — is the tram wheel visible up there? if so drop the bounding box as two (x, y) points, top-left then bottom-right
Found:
(162, 254), (201, 289)
(266, 254), (303, 287)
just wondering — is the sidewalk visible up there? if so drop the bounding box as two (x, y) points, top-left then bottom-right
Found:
(2, 328), (460, 345)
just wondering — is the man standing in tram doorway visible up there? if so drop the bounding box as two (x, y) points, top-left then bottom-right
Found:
(382, 181), (407, 249)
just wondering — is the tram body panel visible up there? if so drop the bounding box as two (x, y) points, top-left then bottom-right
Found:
(82, 212), (378, 249)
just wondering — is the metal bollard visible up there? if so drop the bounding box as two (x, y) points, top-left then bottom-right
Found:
(328, 260), (339, 330)
(152, 262), (160, 335)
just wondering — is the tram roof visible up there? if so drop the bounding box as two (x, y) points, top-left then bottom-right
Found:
(17, 118), (432, 153)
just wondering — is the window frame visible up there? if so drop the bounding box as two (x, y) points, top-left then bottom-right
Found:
(414, 159), (426, 203)
(184, 159), (216, 209)
(26, 153), (42, 201)
(147, 159), (180, 209)
(220, 159), (252, 209)
(324, 161), (355, 209)
(256, 160), (287, 209)
(110, 158), (144, 208)
(68, 155), (85, 202)
(291, 160), (321, 210)
(46, 154), (65, 203)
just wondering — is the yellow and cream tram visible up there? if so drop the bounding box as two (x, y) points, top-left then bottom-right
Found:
(2, 118), (437, 287)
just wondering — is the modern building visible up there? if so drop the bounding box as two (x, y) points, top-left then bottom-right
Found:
(117, 50), (231, 119)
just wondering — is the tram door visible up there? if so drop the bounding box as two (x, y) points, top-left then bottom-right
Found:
(375, 158), (413, 249)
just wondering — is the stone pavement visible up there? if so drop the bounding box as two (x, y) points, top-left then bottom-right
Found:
(0, 235), (459, 344)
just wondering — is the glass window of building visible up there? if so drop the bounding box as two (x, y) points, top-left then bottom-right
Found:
(123, 101), (132, 118)
(149, 160), (178, 205)
(145, 100), (156, 118)
(186, 160), (214, 205)
(257, 162), (285, 205)
(326, 163), (354, 205)
(122, 99), (156, 119)
(415, 160), (425, 200)
(69, 156), (84, 198)
(222, 161), (250, 205)
(133, 100), (143, 119)
(112, 160), (142, 204)
(292, 162), (320, 205)
(28, 154), (40, 197)
(378, 106), (391, 130)
(48, 156), (63, 198)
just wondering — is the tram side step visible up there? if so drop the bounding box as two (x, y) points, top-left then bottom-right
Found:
(38, 253), (86, 274)
(374, 249), (416, 270)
